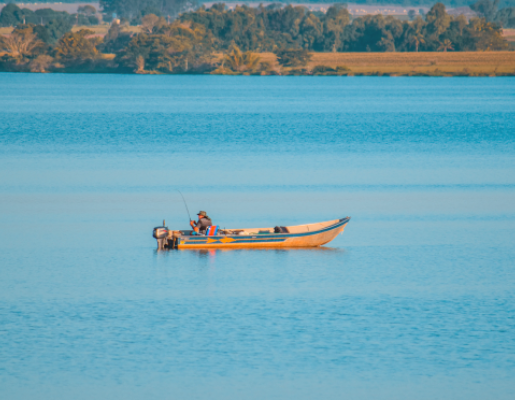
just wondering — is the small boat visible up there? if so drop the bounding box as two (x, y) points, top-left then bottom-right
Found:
(153, 217), (350, 250)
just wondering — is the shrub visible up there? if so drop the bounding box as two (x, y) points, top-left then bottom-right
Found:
(312, 65), (351, 75)
(312, 65), (336, 75)
(275, 48), (312, 67)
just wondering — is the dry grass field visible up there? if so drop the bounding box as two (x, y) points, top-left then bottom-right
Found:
(72, 25), (141, 34)
(0, 24), (139, 36)
(503, 29), (515, 42)
(255, 51), (515, 76)
(0, 27), (13, 35)
(72, 25), (109, 35)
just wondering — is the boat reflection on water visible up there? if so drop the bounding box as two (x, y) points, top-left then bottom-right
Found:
(156, 246), (345, 257)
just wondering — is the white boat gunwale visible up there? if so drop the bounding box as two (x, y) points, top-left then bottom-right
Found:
(182, 217), (350, 241)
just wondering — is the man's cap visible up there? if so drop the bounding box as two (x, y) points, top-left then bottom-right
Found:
(197, 211), (207, 217)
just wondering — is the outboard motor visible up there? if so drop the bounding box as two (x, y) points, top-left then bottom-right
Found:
(153, 220), (169, 250)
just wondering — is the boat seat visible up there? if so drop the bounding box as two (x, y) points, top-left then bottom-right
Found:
(206, 226), (219, 236)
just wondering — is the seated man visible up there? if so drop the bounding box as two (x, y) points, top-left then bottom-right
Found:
(190, 211), (212, 235)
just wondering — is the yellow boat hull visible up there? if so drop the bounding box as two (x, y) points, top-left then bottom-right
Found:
(172, 217), (350, 249)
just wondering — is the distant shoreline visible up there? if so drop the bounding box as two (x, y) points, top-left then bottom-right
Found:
(2, 3), (513, 76)
(2, 51), (514, 77)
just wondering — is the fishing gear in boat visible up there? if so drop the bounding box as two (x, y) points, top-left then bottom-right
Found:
(177, 189), (192, 222)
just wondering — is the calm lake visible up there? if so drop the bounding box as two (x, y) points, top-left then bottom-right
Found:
(1, 74), (514, 400)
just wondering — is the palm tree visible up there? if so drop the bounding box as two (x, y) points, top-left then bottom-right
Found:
(438, 39), (454, 52)
(222, 46), (261, 72)
(409, 32), (425, 52)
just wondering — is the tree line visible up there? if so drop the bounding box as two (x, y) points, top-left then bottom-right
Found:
(1, 0), (515, 8)
(179, 2), (508, 52)
(348, 0), (513, 5)
(0, 2), (511, 74)
(99, 0), (197, 23)
(0, 4), (99, 27)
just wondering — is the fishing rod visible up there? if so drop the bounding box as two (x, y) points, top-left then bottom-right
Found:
(177, 189), (192, 222)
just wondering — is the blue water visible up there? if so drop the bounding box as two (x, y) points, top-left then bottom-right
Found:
(1, 74), (514, 400)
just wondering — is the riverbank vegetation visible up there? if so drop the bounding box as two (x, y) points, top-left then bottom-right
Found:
(0, 1), (514, 75)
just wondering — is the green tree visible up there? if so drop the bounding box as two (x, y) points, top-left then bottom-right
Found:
(494, 6), (515, 27)
(342, 14), (405, 52)
(425, 2), (451, 48)
(54, 30), (100, 61)
(100, 21), (133, 54)
(439, 14), (467, 50)
(378, 31), (396, 51)
(117, 22), (215, 73)
(35, 8), (73, 25)
(78, 5), (97, 16)
(300, 12), (323, 49)
(100, 0), (197, 21)
(470, 0), (500, 22)
(0, 4), (37, 26)
(467, 17), (508, 50)
(45, 18), (73, 44)
(0, 5), (74, 27)
(323, 5), (350, 51)
(0, 4), (20, 26)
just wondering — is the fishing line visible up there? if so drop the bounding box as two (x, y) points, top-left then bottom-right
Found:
(177, 189), (192, 222)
